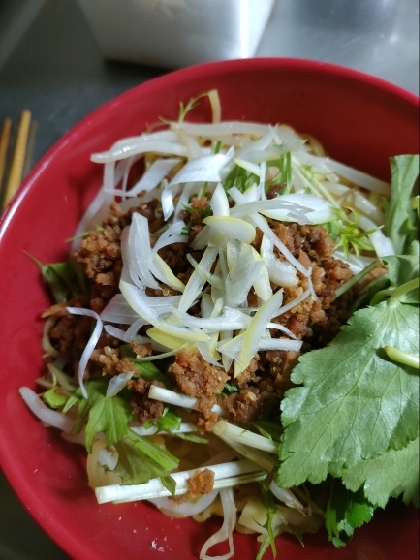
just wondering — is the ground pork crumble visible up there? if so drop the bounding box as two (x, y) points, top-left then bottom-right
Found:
(44, 196), (356, 429)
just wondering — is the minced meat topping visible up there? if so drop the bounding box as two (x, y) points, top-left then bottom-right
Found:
(45, 197), (354, 429)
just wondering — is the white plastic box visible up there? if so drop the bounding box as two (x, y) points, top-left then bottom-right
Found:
(77, 0), (275, 69)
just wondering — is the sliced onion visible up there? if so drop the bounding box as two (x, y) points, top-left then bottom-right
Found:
(128, 214), (160, 289)
(67, 307), (103, 399)
(229, 187), (309, 277)
(106, 371), (134, 397)
(295, 150), (390, 196)
(149, 490), (219, 517)
(19, 387), (74, 432)
(262, 194), (333, 225)
(178, 246), (219, 312)
(172, 180), (201, 225)
(171, 306), (251, 332)
(257, 338), (302, 352)
(120, 281), (208, 342)
(203, 216), (256, 244)
(368, 229), (395, 258)
(91, 139), (188, 164)
(170, 150), (233, 185)
(274, 288), (311, 318)
(125, 157), (180, 197)
(269, 481), (304, 511)
(242, 140), (304, 164)
(210, 183), (230, 217)
(170, 121), (269, 138)
(200, 487), (236, 560)
(260, 235), (298, 287)
(235, 289), (284, 376)
(152, 222), (186, 255)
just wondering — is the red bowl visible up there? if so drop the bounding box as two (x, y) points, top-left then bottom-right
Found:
(0, 58), (419, 560)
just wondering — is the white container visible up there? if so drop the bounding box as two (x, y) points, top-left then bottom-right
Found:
(77, 0), (275, 69)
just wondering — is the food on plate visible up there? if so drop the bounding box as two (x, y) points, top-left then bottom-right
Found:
(20, 91), (419, 559)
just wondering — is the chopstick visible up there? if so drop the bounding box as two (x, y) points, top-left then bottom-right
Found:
(0, 110), (33, 213)
(0, 118), (12, 192)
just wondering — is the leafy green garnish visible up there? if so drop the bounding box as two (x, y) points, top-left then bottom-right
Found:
(221, 383), (238, 394)
(277, 295), (419, 489)
(256, 486), (281, 560)
(131, 359), (173, 388)
(277, 155), (420, 535)
(326, 481), (375, 547)
(252, 420), (283, 443)
(26, 254), (89, 303)
(174, 432), (209, 444)
(265, 152), (292, 193)
(119, 345), (173, 388)
(342, 436), (419, 508)
(143, 407), (182, 431)
(71, 380), (134, 452)
(332, 207), (376, 258)
(386, 155), (419, 255)
(113, 429), (178, 491)
(222, 164), (259, 194)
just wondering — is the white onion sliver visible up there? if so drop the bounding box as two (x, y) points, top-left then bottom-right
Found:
(127, 157), (180, 196)
(368, 229), (395, 258)
(19, 387), (74, 432)
(210, 183), (230, 217)
(106, 372), (134, 397)
(257, 338), (302, 352)
(269, 481), (304, 511)
(120, 281), (208, 342)
(67, 307), (103, 399)
(152, 222), (186, 255)
(170, 150), (233, 185)
(178, 246), (219, 312)
(150, 490), (218, 517)
(200, 487), (236, 560)
(91, 140), (188, 164)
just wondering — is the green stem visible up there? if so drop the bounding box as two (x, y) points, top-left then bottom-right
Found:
(335, 261), (378, 298)
(389, 277), (420, 301)
(384, 346), (420, 369)
(371, 276), (420, 306)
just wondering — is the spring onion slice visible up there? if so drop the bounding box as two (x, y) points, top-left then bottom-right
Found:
(95, 460), (263, 503)
(148, 385), (225, 417)
(213, 421), (278, 454)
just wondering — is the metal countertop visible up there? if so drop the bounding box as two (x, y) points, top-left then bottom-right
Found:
(0, 1), (418, 558)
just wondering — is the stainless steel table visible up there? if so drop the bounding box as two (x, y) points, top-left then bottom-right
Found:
(0, 0), (418, 558)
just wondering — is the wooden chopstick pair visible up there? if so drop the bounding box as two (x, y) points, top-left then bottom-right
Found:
(0, 110), (34, 213)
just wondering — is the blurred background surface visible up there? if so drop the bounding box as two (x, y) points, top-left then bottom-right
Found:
(0, 0), (418, 558)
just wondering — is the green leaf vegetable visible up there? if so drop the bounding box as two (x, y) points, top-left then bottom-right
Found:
(113, 429), (179, 492)
(71, 380), (134, 452)
(277, 155), (420, 545)
(326, 481), (375, 547)
(25, 253), (89, 303)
